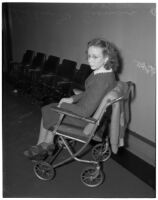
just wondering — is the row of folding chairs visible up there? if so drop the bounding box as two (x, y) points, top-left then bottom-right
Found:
(9, 50), (92, 104)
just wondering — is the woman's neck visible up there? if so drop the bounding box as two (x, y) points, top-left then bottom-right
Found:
(94, 66), (112, 74)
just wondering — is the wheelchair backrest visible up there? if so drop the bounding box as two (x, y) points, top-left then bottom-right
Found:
(83, 81), (134, 135)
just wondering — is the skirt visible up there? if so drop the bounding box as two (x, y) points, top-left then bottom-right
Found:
(42, 103), (87, 130)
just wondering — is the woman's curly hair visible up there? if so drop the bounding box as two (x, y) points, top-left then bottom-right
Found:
(87, 38), (120, 72)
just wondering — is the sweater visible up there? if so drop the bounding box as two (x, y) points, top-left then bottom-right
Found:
(42, 72), (116, 129)
(61, 72), (117, 117)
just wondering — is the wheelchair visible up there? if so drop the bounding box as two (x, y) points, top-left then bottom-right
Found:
(32, 81), (134, 187)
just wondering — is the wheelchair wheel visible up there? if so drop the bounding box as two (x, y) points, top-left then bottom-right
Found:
(92, 143), (111, 162)
(33, 161), (55, 181)
(81, 166), (104, 187)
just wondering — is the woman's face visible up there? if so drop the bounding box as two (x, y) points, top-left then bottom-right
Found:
(87, 46), (108, 70)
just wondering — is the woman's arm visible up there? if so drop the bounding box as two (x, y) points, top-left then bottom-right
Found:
(58, 92), (83, 107)
(61, 80), (110, 117)
(72, 92), (83, 103)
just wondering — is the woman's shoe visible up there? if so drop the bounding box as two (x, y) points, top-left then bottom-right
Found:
(24, 144), (48, 161)
(46, 144), (56, 155)
(24, 142), (56, 160)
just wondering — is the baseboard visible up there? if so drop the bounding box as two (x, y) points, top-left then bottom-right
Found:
(125, 129), (155, 166)
(112, 129), (156, 189)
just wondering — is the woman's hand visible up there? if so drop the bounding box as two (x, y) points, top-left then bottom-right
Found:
(58, 97), (73, 107)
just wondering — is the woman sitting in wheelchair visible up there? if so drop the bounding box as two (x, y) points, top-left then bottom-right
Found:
(24, 38), (120, 160)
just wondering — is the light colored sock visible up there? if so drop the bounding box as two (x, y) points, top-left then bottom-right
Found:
(44, 131), (55, 144)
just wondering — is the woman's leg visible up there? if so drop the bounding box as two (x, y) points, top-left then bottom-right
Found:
(24, 117), (56, 159)
(38, 102), (59, 145)
(44, 130), (55, 144)
(37, 118), (55, 146)
(37, 118), (48, 145)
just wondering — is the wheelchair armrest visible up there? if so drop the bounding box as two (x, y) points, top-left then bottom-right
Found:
(51, 106), (97, 124)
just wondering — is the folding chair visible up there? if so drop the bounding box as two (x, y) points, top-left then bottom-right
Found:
(9, 50), (35, 81)
(56, 63), (92, 96)
(41, 55), (60, 75)
(30, 55), (60, 103)
(71, 64), (93, 91)
(55, 59), (77, 83)
(42, 59), (77, 102)
(27, 52), (46, 80)
(38, 55), (60, 85)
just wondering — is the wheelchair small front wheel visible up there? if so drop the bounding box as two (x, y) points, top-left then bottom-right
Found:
(92, 143), (111, 162)
(80, 166), (104, 187)
(33, 161), (55, 181)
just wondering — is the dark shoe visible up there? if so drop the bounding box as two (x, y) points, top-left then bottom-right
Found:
(24, 144), (48, 161)
(45, 143), (56, 155)
(93, 135), (102, 142)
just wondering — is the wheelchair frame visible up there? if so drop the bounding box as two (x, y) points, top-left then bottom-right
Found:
(33, 82), (134, 187)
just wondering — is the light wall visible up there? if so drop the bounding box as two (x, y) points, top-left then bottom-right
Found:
(8, 3), (156, 165)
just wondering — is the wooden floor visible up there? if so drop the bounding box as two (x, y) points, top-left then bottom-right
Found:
(2, 80), (155, 198)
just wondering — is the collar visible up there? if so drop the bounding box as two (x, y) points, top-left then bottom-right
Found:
(94, 68), (113, 75)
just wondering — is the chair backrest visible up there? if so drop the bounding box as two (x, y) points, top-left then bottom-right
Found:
(56, 59), (77, 80)
(83, 81), (134, 136)
(21, 50), (35, 65)
(74, 64), (92, 84)
(43, 55), (60, 74)
(31, 52), (46, 68)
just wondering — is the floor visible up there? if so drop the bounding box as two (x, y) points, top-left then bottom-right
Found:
(2, 80), (155, 198)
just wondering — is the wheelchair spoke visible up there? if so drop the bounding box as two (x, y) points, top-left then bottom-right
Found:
(92, 143), (111, 162)
(34, 161), (55, 181)
(81, 166), (104, 187)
